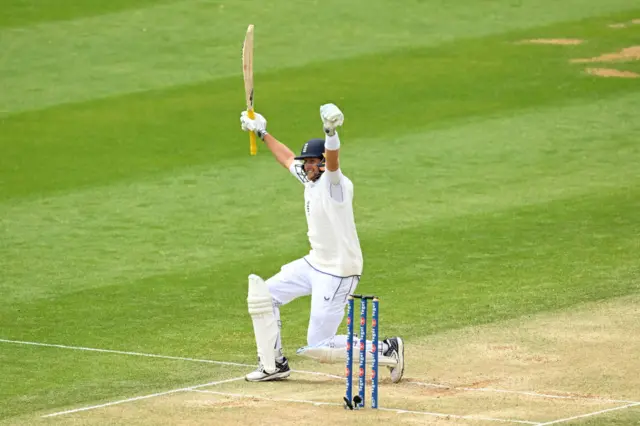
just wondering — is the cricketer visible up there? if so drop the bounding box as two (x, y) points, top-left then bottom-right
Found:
(240, 103), (405, 382)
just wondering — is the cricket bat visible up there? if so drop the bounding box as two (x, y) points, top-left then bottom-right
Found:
(242, 24), (257, 156)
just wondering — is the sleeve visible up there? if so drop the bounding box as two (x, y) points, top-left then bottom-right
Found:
(324, 169), (345, 202)
(288, 162), (306, 185)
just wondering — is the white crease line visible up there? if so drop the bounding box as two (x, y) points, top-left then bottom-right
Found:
(5, 336), (635, 416)
(192, 389), (341, 407)
(192, 389), (538, 424)
(378, 407), (539, 425)
(537, 402), (640, 425)
(0, 338), (249, 367)
(409, 381), (640, 404)
(42, 376), (245, 418)
(0, 338), (342, 379)
(296, 371), (343, 379)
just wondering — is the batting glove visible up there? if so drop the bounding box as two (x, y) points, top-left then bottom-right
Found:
(320, 103), (344, 136)
(240, 111), (268, 140)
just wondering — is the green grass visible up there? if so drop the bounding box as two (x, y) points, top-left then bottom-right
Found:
(3, 186), (638, 356)
(0, 0), (635, 115)
(2, 10), (639, 200)
(0, 0), (172, 28)
(0, 345), (244, 419)
(567, 408), (640, 425)
(1, 0), (639, 423)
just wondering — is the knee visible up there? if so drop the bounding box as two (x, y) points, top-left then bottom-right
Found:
(307, 334), (332, 348)
(307, 316), (336, 347)
(247, 274), (271, 315)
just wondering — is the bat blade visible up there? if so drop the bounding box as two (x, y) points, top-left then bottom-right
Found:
(242, 24), (257, 156)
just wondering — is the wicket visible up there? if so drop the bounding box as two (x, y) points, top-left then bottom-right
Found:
(344, 294), (379, 410)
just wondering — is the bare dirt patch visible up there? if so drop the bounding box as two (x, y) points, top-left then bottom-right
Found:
(571, 46), (640, 63)
(584, 68), (639, 78)
(518, 38), (584, 45)
(35, 295), (640, 425)
(607, 19), (640, 28)
(412, 294), (640, 401)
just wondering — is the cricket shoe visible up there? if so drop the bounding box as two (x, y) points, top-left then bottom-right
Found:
(383, 337), (405, 383)
(245, 357), (291, 382)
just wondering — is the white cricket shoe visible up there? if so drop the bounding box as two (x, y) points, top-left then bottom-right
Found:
(383, 337), (405, 383)
(245, 357), (291, 382)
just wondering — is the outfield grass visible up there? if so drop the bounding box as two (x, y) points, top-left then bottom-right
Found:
(1, 0), (637, 115)
(1, 0), (639, 424)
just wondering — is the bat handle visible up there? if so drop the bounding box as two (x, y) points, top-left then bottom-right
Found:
(247, 109), (257, 156)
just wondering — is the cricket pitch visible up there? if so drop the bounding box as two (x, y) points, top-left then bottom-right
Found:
(17, 294), (640, 425)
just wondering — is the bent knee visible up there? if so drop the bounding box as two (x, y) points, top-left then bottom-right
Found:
(307, 317), (339, 347)
(307, 334), (333, 348)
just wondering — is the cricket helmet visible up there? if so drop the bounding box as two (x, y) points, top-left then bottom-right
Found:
(294, 138), (325, 182)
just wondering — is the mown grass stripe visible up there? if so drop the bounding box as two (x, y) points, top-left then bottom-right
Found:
(1, 0), (636, 115)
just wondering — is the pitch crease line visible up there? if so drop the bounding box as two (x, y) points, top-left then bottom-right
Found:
(538, 402), (640, 425)
(409, 381), (640, 404)
(42, 377), (245, 418)
(5, 338), (636, 411)
(0, 338), (341, 379)
(192, 389), (538, 424)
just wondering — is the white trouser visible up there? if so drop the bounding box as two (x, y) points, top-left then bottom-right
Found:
(266, 257), (360, 356)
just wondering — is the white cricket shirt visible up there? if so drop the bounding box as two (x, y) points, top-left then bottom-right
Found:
(289, 163), (363, 277)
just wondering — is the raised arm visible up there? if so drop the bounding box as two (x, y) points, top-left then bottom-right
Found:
(262, 133), (295, 169)
(324, 135), (339, 173)
(240, 111), (295, 169)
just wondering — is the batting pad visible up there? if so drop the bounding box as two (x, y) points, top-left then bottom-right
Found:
(247, 274), (278, 374)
